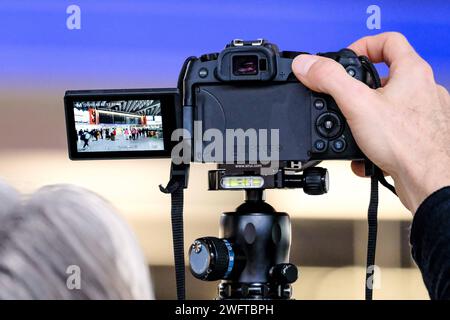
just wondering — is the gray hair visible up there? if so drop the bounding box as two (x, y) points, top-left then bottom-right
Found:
(0, 183), (154, 299)
(0, 179), (19, 219)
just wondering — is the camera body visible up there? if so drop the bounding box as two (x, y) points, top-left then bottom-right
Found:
(64, 39), (379, 168)
(181, 39), (374, 166)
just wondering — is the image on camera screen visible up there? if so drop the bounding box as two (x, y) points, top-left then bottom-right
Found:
(73, 99), (164, 152)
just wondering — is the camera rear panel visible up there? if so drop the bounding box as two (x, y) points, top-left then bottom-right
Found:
(194, 82), (364, 164)
(185, 42), (369, 165)
(194, 82), (312, 163)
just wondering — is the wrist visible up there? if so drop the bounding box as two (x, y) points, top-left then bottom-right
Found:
(394, 155), (450, 214)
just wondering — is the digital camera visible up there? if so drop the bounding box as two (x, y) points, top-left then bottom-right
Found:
(181, 39), (380, 167)
(64, 39), (379, 167)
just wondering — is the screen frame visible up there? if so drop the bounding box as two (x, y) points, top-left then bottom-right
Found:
(64, 88), (178, 160)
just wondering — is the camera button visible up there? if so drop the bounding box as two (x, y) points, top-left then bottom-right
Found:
(199, 68), (208, 78)
(313, 99), (325, 110)
(331, 139), (346, 153)
(346, 67), (356, 77)
(314, 140), (326, 152)
(200, 53), (219, 62)
(324, 120), (333, 129)
(316, 112), (342, 138)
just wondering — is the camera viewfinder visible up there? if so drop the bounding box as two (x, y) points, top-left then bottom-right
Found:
(232, 55), (259, 75)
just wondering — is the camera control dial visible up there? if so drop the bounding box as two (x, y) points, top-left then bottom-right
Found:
(315, 112), (343, 139)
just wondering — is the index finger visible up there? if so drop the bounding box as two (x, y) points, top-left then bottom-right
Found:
(348, 32), (418, 67)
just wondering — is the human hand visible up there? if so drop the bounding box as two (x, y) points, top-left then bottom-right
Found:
(292, 32), (450, 213)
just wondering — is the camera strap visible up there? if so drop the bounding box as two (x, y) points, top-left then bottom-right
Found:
(365, 166), (396, 299)
(361, 56), (397, 300)
(160, 163), (189, 300)
(158, 56), (197, 301)
(366, 169), (380, 300)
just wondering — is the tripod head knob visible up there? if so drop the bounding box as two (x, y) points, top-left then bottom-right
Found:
(302, 167), (329, 195)
(189, 237), (237, 281)
(270, 263), (298, 284)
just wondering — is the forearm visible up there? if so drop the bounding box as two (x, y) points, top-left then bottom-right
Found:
(410, 186), (450, 300)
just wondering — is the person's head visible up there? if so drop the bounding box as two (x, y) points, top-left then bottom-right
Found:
(0, 183), (153, 299)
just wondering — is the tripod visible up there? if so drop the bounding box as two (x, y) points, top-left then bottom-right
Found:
(188, 166), (329, 299)
(163, 161), (386, 300)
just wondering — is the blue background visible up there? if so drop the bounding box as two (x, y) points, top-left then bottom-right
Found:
(0, 0), (449, 90)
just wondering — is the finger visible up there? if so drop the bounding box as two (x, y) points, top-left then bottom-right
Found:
(437, 84), (450, 104)
(350, 32), (435, 89)
(437, 84), (450, 97)
(380, 77), (389, 87)
(351, 161), (391, 178)
(292, 54), (379, 120)
(348, 32), (418, 67)
(351, 161), (367, 177)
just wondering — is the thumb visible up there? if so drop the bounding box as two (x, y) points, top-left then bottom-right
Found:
(292, 54), (378, 120)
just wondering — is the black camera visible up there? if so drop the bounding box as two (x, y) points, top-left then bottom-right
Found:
(64, 39), (378, 167)
(180, 39), (379, 168)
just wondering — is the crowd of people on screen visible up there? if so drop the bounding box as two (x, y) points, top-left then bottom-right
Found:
(77, 127), (161, 149)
